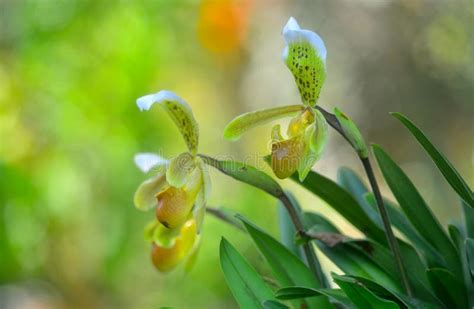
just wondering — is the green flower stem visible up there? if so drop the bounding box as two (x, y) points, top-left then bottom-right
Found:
(315, 105), (412, 296)
(279, 193), (328, 288)
(198, 154), (327, 287)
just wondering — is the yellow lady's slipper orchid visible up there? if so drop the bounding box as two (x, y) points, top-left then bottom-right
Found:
(150, 218), (198, 272)
(134, 90), (211, 272)
(224, 17), (329, 181)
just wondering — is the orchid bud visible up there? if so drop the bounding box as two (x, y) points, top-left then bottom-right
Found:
(334, 108), (368, 159)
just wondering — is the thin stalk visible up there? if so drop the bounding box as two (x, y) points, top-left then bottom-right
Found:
(279, 193), (328, 288)
(315, 105), (412, 296)
(361, 157), (412, 296)
(198, 153), (327, 287)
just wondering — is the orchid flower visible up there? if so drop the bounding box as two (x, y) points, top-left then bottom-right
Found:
(134, 90), (211, 272)
(224, 17), (329, 181)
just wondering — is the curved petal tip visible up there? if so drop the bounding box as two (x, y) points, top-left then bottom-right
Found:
(136, 90), (185, 111)
(134, 153), (168, 173)
(283, 17), (300, 34)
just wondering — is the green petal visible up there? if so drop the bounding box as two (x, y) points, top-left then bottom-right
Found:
(334, 108), (368, 158)
(224, 105), (304, 141)
(137, 91), (199, 155)
(133, 173), (167, 211)
(166, 152), (196, 188)
(297, 110), (328, 181)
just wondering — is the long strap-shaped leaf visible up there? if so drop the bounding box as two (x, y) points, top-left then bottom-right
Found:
(392, 112), (473, 207)
(238, 216), (333, 309)
(333, 274), (400, 309)
(219, 238), (275, 308)
(373, 145), (461, 278)
(290, 169), (386, 243)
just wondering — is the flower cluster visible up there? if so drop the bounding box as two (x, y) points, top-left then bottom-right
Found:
(134, 91), (210, 272)
(224, 17), (329, 181)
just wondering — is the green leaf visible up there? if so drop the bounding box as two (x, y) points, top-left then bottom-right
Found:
(373, 144), (461, 277)
(448, 225), (474, 308)
(345, 239), (439, 303)
(337, 167), (383, 228)
(200, 155), (283, 198)
(133, 173), (166, 211)
(262, 300), (290, 309)
(426, 268), (467, 309)
(290, 169), (385, 243)
(463, 202), (474, 238)
(278, 192), (304, 261)
(276, 286), (355, 308)
(302, 212), (340, 233)
(343, 275), (441, 309)
(306, 232), (400, 291)
(363, 192), (445, 268)
(333, 274), (400, 309)
(392, 112), (473, 207)
(334, 108), (368, 158)
(219, 238), (275, 308)
(467, 238), (474, 278)
(223, 105), (304, 141)
(238, 216), (332, 309)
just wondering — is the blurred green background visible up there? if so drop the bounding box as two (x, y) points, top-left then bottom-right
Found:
(0, 0), (472, 308)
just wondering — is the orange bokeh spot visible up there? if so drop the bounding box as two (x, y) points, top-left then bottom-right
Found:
(197, 0), (252, 54)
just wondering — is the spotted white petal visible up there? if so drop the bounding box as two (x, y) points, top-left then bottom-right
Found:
(136, 90), (199, 155)
(134, 153), (168, 173)
(282, 17), (327, 106)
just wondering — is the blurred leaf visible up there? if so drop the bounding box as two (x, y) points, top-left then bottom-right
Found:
(200, 155), (282, 197)
(290, 169), (385, 243)
(278, 192), (304, 261)
(364, 192), (445, 268)
(392, 112), (473, 207)
(223, 105), (304, 141)
(262, 300), (290, 309)
(219, 237), (275, 308)
(426, 268), (467, 308)
(373, 144), (461, 277)
(238, 216), (332, 309)
(332, 274), (400, 309)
